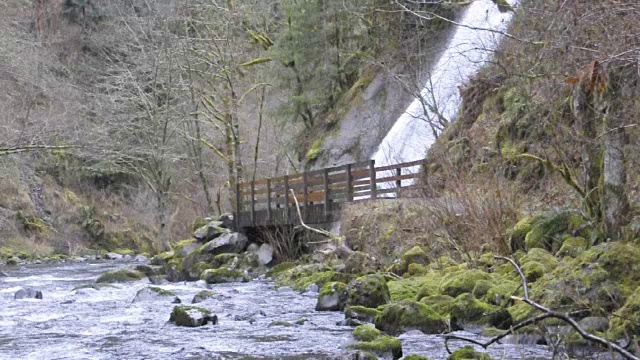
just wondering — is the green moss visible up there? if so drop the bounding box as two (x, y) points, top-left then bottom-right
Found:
(508, 301), (536, 323)
(267, 261), (296, 277)
(440, 269), (493, 298)
(201, 268), (250, 284)
(374, 300), (448, 335)
(520, 248), (558, 273)
(347, 274), (390, 308)
(407, 263), (428, 276)
(403, 355), (430, 360)
(610, 287), (640, 338)
(450, 294), (513, 330)
(524, 212), (572, 252)
(73, 283), (117, 291)
(192, 290), (214, 303)
(276, 264), (353, 292)
(114, 248), (135, 256)
(320, 281), (347, 296)
(506, 215), (540, 252)
(211, 253), (239, 268)
(149, 287), (175, 296)
(173, 238), (199, 256)
(472, 280), (493, 299)
(353, 325), (381, 342)
(557, 236), (588, 258)
(521, 261), (545, 283)
(419, 295), (455, 316)
(344, 305), (382, 323)
(447, 346), (492, 360)
(190, 217), (207, 233)
(170, 305), (214, 327)
(348, 335), (403, 360)
(269, 320), (294, 327)
(96, 269), (143, 283)
(484, 280), (520, 306)
(389, 274), (441, 302)
(305, 139), (323, 160)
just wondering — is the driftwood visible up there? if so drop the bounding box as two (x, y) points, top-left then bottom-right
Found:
(444, 255), (639, 360)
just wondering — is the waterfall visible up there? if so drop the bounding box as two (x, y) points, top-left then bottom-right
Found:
(371, 0), (518, 187)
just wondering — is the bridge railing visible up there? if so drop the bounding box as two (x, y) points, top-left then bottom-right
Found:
(235, 159), (426, 228)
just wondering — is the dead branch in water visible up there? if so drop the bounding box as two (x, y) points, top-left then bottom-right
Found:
(444, 255), (639, 360)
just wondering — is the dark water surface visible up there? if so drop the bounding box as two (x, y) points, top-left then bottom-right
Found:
(0, 261), (555, 359)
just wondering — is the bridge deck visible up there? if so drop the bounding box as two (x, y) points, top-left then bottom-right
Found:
(234, 159), (426, 228)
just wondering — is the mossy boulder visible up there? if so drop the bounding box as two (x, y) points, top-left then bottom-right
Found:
(266, 261), (296, 277)
(347, 274), (390, 308)
(447, 346), (492, 360)
(408, 263), (428, 276)
(450, 294), (513, 331)
(524, 212), (572, 252)
(419, 295), (455, 316)
(173, 238), (200, 257)
(134, 264), (163, 277)
(212, 253), (241, 269)
(374, 300), (448, 335)
(609, 286), (640, 339)
(353, 325), (381, 342)
(484, 280), (520, 306)
(344, 305), (382, 324)
(192, 290), (214, 304)
(150, 250), (175, 266)
(440, 270), (493, 298)
(96, 269), (143, 283)
(389, 246), (429, 276)
(506, 215), (539, 252)
(390, 274), (440, 302)
(316, 281), (348, 311)
(557, 236), (588, 258)
(170, 305), (218, 327)
(132, 286), (178, 303)
(472, 280), (493, 299)
(348, 332), (403, 360)
(345, 251), (379, 275)
(275, 264), (353, 292)
(403, 356), (430, 360)
(201, 268), (250, 284)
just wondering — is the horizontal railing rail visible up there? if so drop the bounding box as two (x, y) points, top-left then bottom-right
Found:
(234, 159), (426, 228)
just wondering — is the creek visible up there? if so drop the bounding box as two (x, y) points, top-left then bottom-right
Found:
(0, 260), (555, 359)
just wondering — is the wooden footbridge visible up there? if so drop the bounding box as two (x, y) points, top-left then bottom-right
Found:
(234, 159), (426, 228)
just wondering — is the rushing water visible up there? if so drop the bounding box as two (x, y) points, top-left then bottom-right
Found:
(0, 261), (558, 360)
(372, 0), (518, 187)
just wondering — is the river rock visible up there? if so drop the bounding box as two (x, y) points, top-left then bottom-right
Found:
(218, 213), (234, 229)
(257, 243), (274, 265)
(0, 271), (8, 277)
(192, 290), (214, 304)
(450, 294), (513, 331)
(132, 286), (178, 303)
(201, 268), (250, 284)
(104, 252), (123, 260)
(170, 305), (218, 327)
(134, 255), (149, 262)
(374, 300), (448, 335)
(149, 275), (169, 285)
(15, 288), (43, 300)
(135, 264), (164, 277)
(96, 269), (144, 283)
(201, 232), (248, 255)
(193, 221), (231, 242)
(316, 282), (348, 311)
(346, 274), (390, 309)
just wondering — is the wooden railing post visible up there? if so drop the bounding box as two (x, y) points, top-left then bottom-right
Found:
(396, 167), (402, 198)
(323, 168), (329, 221)
(284, 175), (290, 224)
(250, 180), (256, 225)
(235, 181), (241, 228)
(347, 163), (353, 202)
(303, 171), (309, 222)
(266, 178), (272, 221)
(369, 159), (376, 200)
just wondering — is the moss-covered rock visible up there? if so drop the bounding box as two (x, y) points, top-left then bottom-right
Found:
(450, 294), (513, 331)
(521, 261), (545, 283)
(201, 268), (250, 284)
(267, 261), (296, 277)
(390, 274), (440, 302)
(316, 281), (348, 311)
(403, 356), (430, 360)
(484, 280), (520, 306)
(212, 253), (240, 269)
(275, 264), (353, 292)
(353, 325), (381, 342)
(347, 274), (390, 308)
(609, 286), (640, 339)
(524, 212), (572, 252)
(374, 300), (448, 335)
(173, 238), (200, 257)
(132, 286), (177, 303)
(472, 280), (493, 299)
(389, 246), (430, 276)
(408, 263), (428, 276)
(150, 250), (175, 266)
(440, 269), (493, 298)
(170, 305), (217, 327)
(506, 215), (540, 252)
(557, 236), (588, 258)
(345, 251), (379, 275)
(134, 264), (163, 277)
(192, 290), (214, 304)
(344, 305), (382, 324)
(447, 346), (492, 360)
(348, 333), (403, 360)
(419, 295), (455, 316)
(95, 269), (143, 283)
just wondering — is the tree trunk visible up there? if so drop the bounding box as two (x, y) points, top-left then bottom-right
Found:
(601, 71), (630, 240)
